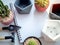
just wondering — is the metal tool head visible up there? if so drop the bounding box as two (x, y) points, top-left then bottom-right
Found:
(8, 25), (21, 31)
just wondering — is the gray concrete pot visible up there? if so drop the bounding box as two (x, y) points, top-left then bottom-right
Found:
(49, 4), (60, 20)
(14, 0), (32, 14)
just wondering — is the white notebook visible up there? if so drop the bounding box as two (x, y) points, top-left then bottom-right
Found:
(14, 8), (49, 43)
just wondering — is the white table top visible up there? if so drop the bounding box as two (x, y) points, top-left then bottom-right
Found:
(1, 0), (60, 45)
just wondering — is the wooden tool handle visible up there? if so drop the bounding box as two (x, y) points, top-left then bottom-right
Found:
(0, 28), (2, 31)
(0, 36), (14, 42)
(0, 37), (5, 40)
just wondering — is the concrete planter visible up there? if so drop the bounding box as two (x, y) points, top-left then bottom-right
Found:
(49, 4), (60, 20)
(42, 20), (60, 42)
(14, 0), (32, 14)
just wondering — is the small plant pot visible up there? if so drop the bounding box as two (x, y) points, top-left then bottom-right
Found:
(49, 4), (60, 20)
(23, 36), (42, 45)
(35, 0), (49, 12)
(42, 20), (60, 42)
(0, 11), (14, 25)
(35, 4), (49, 12)
(14, 0), (32, 14)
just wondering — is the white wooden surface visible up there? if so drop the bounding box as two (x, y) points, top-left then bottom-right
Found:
(1, 0), (60, 45)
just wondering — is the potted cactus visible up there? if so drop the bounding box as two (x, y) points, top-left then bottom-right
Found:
(0, 0), (14, 25)
(35, 0), (49, 12)
(23, 36), (42, 45)
(14, 0), (32, 14)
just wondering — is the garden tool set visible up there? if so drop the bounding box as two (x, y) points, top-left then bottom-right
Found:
(0, 25), (21, 43)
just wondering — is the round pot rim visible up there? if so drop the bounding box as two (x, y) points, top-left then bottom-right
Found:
(23, 36), (42, 45)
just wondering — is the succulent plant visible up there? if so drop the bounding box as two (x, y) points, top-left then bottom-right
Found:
(0, 0), (10, 18)
(28, 39), (37, 45)
(35, 0), (49, 7)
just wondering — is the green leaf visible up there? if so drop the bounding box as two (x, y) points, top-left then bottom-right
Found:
(28, 39), (37, 45)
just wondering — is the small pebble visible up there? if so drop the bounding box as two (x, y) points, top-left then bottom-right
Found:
(47, 26), (49, 28)
(53, 27), (56, 29)
(56, 33), (58, 35)
(50, 31), (52, 33)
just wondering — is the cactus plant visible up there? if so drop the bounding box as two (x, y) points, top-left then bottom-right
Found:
(23, 37), (42, 45)
(35, 0), (49, 12)
(35, 0), (49, 7)
(0, 0), (10, 18)
(0, 0), (13, 25)
(28, 39), (37, 45)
